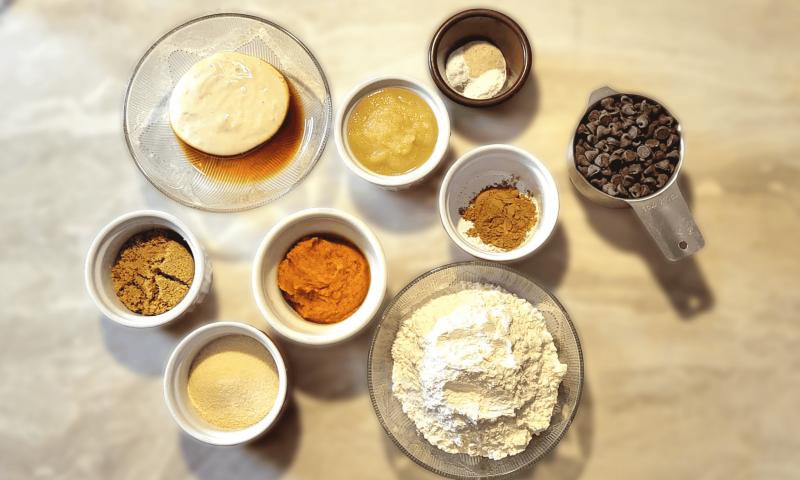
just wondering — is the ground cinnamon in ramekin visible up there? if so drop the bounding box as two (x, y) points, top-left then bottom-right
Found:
(461, 185), (538, 251)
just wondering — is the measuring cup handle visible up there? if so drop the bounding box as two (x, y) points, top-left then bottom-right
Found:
(630, 181), (705, 261)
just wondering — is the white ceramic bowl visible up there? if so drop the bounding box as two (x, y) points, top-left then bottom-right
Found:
(334, 74), (451, 190)
(163, 321), (289, 446)
(252, 208), (388, 345)
(85, 210), (212, 328)
(439, 145), (559, 262)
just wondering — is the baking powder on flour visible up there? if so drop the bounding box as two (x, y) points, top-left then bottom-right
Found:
(391, 281), (567, 460)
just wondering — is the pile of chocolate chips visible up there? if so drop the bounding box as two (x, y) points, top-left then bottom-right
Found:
(573, 94), (681, 199)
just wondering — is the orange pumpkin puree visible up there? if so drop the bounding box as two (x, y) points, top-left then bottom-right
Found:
(277, 236), (370, 324)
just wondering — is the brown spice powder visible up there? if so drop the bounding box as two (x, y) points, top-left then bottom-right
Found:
(462, 42), (505, 78)
(461, 186), (538, 251)
(111, 228), (194, 315)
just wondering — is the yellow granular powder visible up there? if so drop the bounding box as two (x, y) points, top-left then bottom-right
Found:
(187, 335), (280, 430)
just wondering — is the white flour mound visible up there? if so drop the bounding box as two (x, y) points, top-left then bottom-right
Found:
(391, 281), (567, 460)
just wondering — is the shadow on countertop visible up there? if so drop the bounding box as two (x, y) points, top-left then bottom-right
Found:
(100, 287), (219, 377)
(382, 381), (594, 480)
(448, 63), (540, 144)
(448, 223), (569, 292)
(275, 292), (393, 400)
(349, 148), (457, 233)
(574, 173), (714, 319)
(180, 395), (301, 480)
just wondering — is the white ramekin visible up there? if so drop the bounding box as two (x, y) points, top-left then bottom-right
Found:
(163, 321), (289, 446)
(439, 145), (560, 263)
(85, 210), (212, 328)
(252, 208), (388, 345)
(334, 74), (451, 190)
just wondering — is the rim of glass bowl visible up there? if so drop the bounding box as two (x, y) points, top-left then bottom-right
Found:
(367, 261), (585, 480)
(122, 13), (332, 213)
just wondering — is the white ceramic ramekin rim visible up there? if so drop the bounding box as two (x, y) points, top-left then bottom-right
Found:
(438, 144), (560, 262)
(334, 74), (451, 189)
(252, 208), (388, 345)
(163, 321), (289, 446)
(84, 210), (210, 328)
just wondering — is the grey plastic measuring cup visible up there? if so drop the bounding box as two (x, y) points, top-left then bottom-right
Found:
(567, 86), (705, 261)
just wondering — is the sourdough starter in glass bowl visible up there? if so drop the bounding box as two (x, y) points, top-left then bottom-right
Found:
(123, 13), (332, 212)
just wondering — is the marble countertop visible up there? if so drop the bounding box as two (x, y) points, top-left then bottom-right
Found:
(2, 0), (799, 479)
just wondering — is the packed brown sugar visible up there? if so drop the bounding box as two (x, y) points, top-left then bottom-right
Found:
(111, 229), (194, 315)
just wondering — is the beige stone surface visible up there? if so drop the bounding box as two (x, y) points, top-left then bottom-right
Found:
(1, 0), (799, 479)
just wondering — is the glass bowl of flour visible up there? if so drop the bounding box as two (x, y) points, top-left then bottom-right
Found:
(368, 261), (583, 479)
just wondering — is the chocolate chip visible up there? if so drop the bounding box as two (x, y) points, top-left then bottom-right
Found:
(587, 134), (598, 144)
(623, 150), (638, 162)
(620, 133), (633, 148)
(611, 174), (623, 186)
(644, 165), (657, 176)
(578, 166), (589, 175)
(585, 149), (599, 162)
(620, 95), (633, 104)
(588, 110), (601, 122)
(667, 134), (678, 147)
(621, 104), (636, 116)
(645, 139), (660, 148)
(595, 153), (611, 167)
(666, 150), (680, 160)
(575, 145), (585, 156)
(637, 145), (652, 158)
(659, 114), (674, 126)
(643, 176), (657, 187)
(655, 160), (671, 170)
(587, 164), (601, 177)
(622, 117), (635, 129)
(602, 183), (618, 196)
(628, 126), (640, 138)
(636, 114), (649, 129)
(656, 174), (669, 188)
(655, 126), (669, 140)
(596, 125), (612, 138)
(606, 137), (620, 147)
(600, 97), (615, 110)
(623, 175), (635, 187)
(640, 185), (652, 197)
(586, 123), (597, 135)
(601, 168), (612, 176)
(628, 163), (643, 175)
(653, 150), (666, 161)
(576, 154), (590, 167)
(629, 183), (643, 198)
(617, 184), (628, 195)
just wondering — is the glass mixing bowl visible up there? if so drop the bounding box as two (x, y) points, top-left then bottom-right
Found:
(123, 13), (332, 212)
(368, 262), (584, 479)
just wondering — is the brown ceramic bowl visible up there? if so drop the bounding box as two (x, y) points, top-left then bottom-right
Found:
(429, 9), (532, 108)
